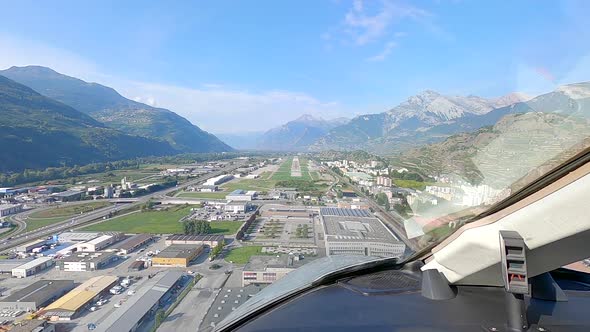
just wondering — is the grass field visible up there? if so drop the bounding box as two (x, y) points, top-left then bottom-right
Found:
(82, 205), (241, 235)
(393, 179), (433, 191)
(26, 217), (70, 232)
(224, 246), (268, 264)
(221, 178), (277, 192)
(310, 171), (320, 180)
(297, 157), (312, 181)
(82, 205), (196, 233)
(30, 201), (112, 219)
(209, 221), (243, 235)
(270, 157), (294, 181)
(25, 201), (113, 232)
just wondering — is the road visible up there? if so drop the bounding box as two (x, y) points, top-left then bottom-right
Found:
(326, 168), (419, 252)
(0, 160), (248, 252)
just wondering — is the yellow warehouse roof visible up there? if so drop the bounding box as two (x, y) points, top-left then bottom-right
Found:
(44, 276), (117, 312)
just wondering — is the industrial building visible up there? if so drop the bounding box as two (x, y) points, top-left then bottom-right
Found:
(42, 275), (118, 320)
(225, 189), (256, 201)
(12, 257), (55, 278)
(204, 174), (234, 186)
(0, 259), (33, 274)
(152, 245), (203, 267)
(0, 204), (23, 217)
(197, 185), (218, 192)
(10, 320), (55, 332)
(55, 243), (79, 256)
(55, 252), (118, 272)
(110, 233), (154, 254)
(95, 271), (183, 332)
(16, 239), (51, 253)
(56, 232), (100, 243)
(262, 207), (313, 218)
(165, 234), (224, 247)
(0, 280), (75, 311)
(128, 261), (145, 272)
(320, 208), (406, 258)
(75, 233), (122, 252)
(224, 201), (252, 213)
(50, 190), (84, 202)
(242, 255), (303, 287)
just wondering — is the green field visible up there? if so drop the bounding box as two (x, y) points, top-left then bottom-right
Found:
(176, 191), (228, 199)
(297, 157), (312, 181)
(393, 179), (434, 191)
(221, 178), (277, 192)
(82, 205), (196, 233)
(224, 246), (268, 264)
(30, 201), (112, 219)
(270, 158), (294, 181)
(26, 217), (70, 232)
(25, 201), (113, 232)
(210, 221), (243, 235)
(82, 205), (242, 235)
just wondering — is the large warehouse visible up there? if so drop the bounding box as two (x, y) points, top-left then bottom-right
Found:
(55, 252), (118, 272)
(111, 233), (153, 254)
(96, 271), (183, 332)
(165, 234), (224, 247)
(0, 259), (32, 274)
(152, 245), (203, 267)
(42, 276), (118, 320)
(0, 204), (23, 217)
(320, 208), (406, 258)
(0, 280), (75, 312)
(16, 239), (50, 253)
(75, 233), (122, 252)
(12, 257), (55, 278)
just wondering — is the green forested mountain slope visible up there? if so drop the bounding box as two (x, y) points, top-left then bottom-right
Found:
(0, 75), (176, 171)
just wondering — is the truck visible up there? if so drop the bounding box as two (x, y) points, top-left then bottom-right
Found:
(31, 246), (47, 254)
(120, 278), (131, 287)
(109, 286), (123, 295)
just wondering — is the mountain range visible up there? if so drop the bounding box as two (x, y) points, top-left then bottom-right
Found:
(310, 90), (533, 153)
(255, 114), (349, 151)
(0, 66), (232, 153)
(393, 111), (590, 189)
(0, 75), (176, 171)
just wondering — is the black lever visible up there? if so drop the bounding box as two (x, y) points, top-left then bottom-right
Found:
(499, 230), (529, 332)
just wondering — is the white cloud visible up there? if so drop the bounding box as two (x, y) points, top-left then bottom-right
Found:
(342, 0), (429, 46)
(0, 34), (352, 133)
(118, 81), (346, 133)
(366, 41), (397, 62)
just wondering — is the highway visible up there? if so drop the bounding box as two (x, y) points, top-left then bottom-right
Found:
(0, 160), (247, 252)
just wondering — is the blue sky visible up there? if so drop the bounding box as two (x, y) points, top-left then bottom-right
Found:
(1, 0), (589, 133)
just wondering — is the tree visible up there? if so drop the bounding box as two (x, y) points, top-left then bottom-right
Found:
(376, 193), (388, 206)
(184, 220), (211, 235)
(210, 240), (225, 258)
(183, 220), (195, 235)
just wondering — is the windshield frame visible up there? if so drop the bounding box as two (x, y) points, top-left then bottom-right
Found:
(403, 146), (590, 263)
